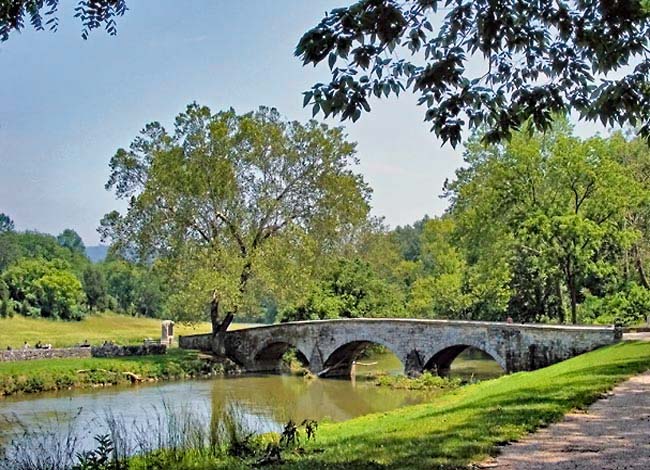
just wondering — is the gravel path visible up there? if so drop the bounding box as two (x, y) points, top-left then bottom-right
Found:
(482, 369), (650, 469)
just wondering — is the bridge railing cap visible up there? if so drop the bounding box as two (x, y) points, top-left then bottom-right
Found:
(226, 318), (615, 332)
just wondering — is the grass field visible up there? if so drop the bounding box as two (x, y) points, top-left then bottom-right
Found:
(280, 341), (650, 469)
(0, 313), (254, 348)
(0, 348), (210, 396)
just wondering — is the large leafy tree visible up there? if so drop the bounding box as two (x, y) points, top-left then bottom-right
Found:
(407, 217), (470, 318)
(296, 0), (650, 146)
(82, 264), (107, 311)
(57, 228), (86, 255)
(100, 104), (371, 332)
(446, 125), (644, 323)
(2, 258), (85, 319)
(280, 257), (404, 321)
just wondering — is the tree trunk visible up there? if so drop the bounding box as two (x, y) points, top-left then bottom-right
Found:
(210, 290), (220, 335)
(565, 259), (578, 324)
(634, 245), (650, 289)
(569, 279), (578, 324)
(210, 291), (235, 335)
(555, 278), (566, 324)
(239, 260), (252, 295)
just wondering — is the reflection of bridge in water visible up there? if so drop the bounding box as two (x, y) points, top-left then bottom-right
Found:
(180, 319), (621, 378)
(209, 375), (432, 429)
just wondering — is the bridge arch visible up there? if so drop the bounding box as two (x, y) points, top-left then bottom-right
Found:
(424, 343), (506, 377)
(248, 341), (310, 374)
(320, 339), (406, 378)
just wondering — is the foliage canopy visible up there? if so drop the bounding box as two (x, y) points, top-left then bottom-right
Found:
(101, 103), (371, 329)
(296, 0), (650, 146)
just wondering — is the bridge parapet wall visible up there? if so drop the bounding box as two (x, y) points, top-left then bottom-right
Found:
(179, 333), (212, 351)
(179, 319), (620, 378)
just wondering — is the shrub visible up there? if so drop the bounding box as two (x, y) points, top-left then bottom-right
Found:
(580, 282), (650, 326)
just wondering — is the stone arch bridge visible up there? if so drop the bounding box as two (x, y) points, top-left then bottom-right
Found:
(179, 319), (621, 378)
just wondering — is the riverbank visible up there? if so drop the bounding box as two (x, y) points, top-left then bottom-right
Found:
(0, 312), (258, 349)
(490, 369), (650, 469)
(5, 341), (648, 469)
(0, 349), (229, 396)
(279, 341), (650, 469)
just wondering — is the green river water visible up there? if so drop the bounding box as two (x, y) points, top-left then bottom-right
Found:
(0, 349), (502, 455)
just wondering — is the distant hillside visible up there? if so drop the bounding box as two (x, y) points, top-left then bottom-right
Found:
(85, 245), (109, 263)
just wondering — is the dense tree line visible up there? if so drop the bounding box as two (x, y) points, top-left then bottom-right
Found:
(0, 217), (166, 320)
(3, 114), (650, 327)
(281, 122), (650, 326)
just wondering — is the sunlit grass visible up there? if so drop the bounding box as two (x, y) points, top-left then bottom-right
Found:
(0, 312), (254, 348)
(0, 349), (206, 396)
(282, 341), (650, 469)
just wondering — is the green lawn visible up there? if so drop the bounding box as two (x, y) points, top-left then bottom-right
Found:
(279, 341), (650, 469)
(0, 348), (208, 395)
(0, 312), (254, 348)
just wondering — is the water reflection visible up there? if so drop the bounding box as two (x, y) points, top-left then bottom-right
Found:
(354, 347), (504, 381)
(0, 349), (502, 455)
(0, 370), (434, 454)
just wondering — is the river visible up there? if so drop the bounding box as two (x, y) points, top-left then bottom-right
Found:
(0, 349), (502, 457)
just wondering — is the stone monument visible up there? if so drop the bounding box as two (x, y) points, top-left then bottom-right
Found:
(161, 320), (175, 346)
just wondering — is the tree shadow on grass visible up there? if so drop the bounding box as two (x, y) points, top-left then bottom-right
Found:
(278, 344), (650, 469)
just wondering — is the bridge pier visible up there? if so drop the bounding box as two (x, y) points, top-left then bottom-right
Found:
(405, 349), (426, 377)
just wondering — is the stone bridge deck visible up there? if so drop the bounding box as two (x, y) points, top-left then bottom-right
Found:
(179, 319), (621, 378)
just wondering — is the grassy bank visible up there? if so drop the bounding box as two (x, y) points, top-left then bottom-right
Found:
(282, 341), (650, 469)
(0, 349), (217, 396)
(4, 341), (650, 469)
(0, 312), (255, 348)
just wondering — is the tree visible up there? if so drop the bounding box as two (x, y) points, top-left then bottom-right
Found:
(446, 125), (644, 323)
(297, 1), (650, 146)
(0, 233), (21, 272)
(0, 230), (88, 273)
(34, 270), (85, 320)
(407, 217), (470, 318)
(0, 278), (13, 318)
(102, 258), (140, 314)
(57, 229), (86, 255)
(0, 0), (127, 41)
(100, 104), (371, 332)
(281, 257), (404, 321)
(393, 216), (429, 261)
(2, 258), (85, 319)
(82, 265), (107, 311)
(0, 213), (14, 233)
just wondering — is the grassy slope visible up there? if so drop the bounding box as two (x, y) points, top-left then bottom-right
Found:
(0, 349), (209, 395)
(0, 313), (254, 348)
(281, 341), (650, 469)
(0, 313), (257, 395)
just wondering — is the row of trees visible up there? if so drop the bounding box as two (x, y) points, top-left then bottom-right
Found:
(0, 221), (166, 320)
(375, 123), (650, 326)
(3, 107), (650, 327)
(98, 104), (650, 328)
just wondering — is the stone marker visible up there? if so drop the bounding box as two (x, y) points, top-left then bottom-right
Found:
(161, 320), (175, 346)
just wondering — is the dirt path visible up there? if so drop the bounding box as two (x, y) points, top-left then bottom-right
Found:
(482, 369), (650, 469)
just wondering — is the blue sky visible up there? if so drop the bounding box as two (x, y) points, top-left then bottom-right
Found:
(0, 1), (606, 245)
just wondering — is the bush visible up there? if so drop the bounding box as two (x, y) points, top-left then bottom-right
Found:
(580, 282), (650, 326)
(375, 371), (461, 390)
(2, 258), (86, 320)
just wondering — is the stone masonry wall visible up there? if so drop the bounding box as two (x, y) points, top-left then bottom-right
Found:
(179, 333), (213, 351)
(90, 343), (167, 357)
(0, 343), (167, 362)
(0, 347), (92, 362)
